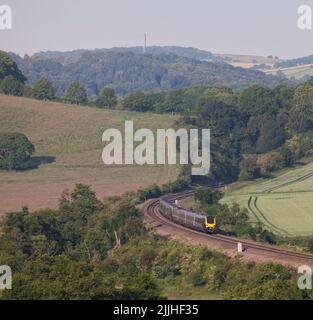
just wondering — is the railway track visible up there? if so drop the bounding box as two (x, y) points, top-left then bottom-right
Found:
(144, 190), (313, 266)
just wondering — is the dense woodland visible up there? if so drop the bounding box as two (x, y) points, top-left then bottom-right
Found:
(121, 82), (313, 184)
(10, 48), (290, 97)
(29, 46), (222, 63)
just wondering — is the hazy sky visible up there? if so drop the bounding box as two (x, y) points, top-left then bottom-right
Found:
(1, 0), (313, 58)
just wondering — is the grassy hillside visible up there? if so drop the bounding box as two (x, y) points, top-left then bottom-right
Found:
(221, 162), (313, 237)
(0, 94), (179, 214)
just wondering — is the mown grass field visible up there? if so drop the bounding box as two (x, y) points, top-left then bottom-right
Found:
(0, 94), (179, 215)
(221, 162), (313, 237)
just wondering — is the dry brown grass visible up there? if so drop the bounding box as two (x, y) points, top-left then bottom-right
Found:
(0, 95), (179, 214)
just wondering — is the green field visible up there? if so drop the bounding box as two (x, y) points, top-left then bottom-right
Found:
(265, 64), (313, 79)
(0, 94), (179, 215)
(221, 162), (313, 237)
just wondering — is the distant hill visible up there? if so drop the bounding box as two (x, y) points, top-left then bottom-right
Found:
(260, 54), (313, 80)
(10, 47), (291, 97)
(216, 53), (280, 69)
(274, 54), (313, 69)
(30, 46), (223, 63)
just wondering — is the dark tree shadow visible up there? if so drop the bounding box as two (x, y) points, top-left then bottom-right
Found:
(0, 156), (56, 172)
(30, 156), (56, 168)
(12, 156), (56, 171)
(215, 228), (235, 236)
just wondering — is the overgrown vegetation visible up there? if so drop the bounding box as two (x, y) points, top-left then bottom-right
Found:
(0, 184), (309, 300)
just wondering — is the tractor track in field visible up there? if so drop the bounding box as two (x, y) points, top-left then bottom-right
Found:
(263, 171), (313, 193)
(230, 169), (313, 197)
(143, 191), (313, 268)
(227, 168), (313, 237)
(247, 196), (289, 236)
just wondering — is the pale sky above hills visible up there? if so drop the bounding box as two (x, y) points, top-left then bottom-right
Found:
(1, 0), (313, 59)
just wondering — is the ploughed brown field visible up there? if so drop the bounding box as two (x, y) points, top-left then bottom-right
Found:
(0, 94), (179, 215)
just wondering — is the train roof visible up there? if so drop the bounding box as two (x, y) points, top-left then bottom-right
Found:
(160, 199), (206, 218)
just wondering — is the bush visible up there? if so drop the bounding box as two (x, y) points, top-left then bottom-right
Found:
(191, 271), (206, 286)
(195, 187), (222, 207)
(239, 156), (261, 181)
(0, 132), (35, 170)
(0, 75), (24, 96)
(161, 176), (191, 194)
(32, 78), (55, 100)
(95, 87), (117, 108)
(137, 184), (162, 202)
(65, 81), (87, 105)
(259, 230), (277, 244)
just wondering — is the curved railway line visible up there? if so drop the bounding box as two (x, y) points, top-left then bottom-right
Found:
(144, 190), (313, 268)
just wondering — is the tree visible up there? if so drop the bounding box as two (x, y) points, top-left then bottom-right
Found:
(0, 132), (35, 170)
(238, 85), (279, 116)
(0, 51), (26, 96)
(0, 51), (26, 83)
(95, 87), (117, 108)
(123, 92), (154, 112)
(290, 83), (313, 133)
(0, 75), (24, 96)
(70, 184), (103, 221)
(65, 81), (87, 105)
(239, 156), (261, 181)
(280, 146), (294, 167)
(156, 91), (184, 113)
(32, 78), (55, 100)
(137, 184), (161, 202)
(258, 151), (283, 175)
(195, 187), (222, 207)
(256, 118), (286, 153)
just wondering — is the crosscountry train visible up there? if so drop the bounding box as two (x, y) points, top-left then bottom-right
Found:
(159, 198), (217, 233)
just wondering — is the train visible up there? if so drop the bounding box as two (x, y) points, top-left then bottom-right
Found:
(159, 197), (217, 233)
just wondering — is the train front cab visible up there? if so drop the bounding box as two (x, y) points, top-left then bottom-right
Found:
(205, 216), (216, 233)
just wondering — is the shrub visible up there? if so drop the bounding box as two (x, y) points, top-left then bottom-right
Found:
(0, 132), (35, 170)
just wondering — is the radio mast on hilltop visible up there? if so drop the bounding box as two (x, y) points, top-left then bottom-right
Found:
(143, 33), (147, 53)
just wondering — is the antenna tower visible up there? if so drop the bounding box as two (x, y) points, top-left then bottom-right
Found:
(143, 33), (147, 53)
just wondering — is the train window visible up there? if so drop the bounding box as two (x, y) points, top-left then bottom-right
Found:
(197, 216), (204, 223)
(177, 210), (184, 218)
(198, 216), (205, 223)
(207, 216), (215, 224)
(187, 214), (194, 221)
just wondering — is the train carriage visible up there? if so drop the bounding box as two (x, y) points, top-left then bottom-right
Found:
(159, 199), (173, 219)
(159, 198), (216, 233)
